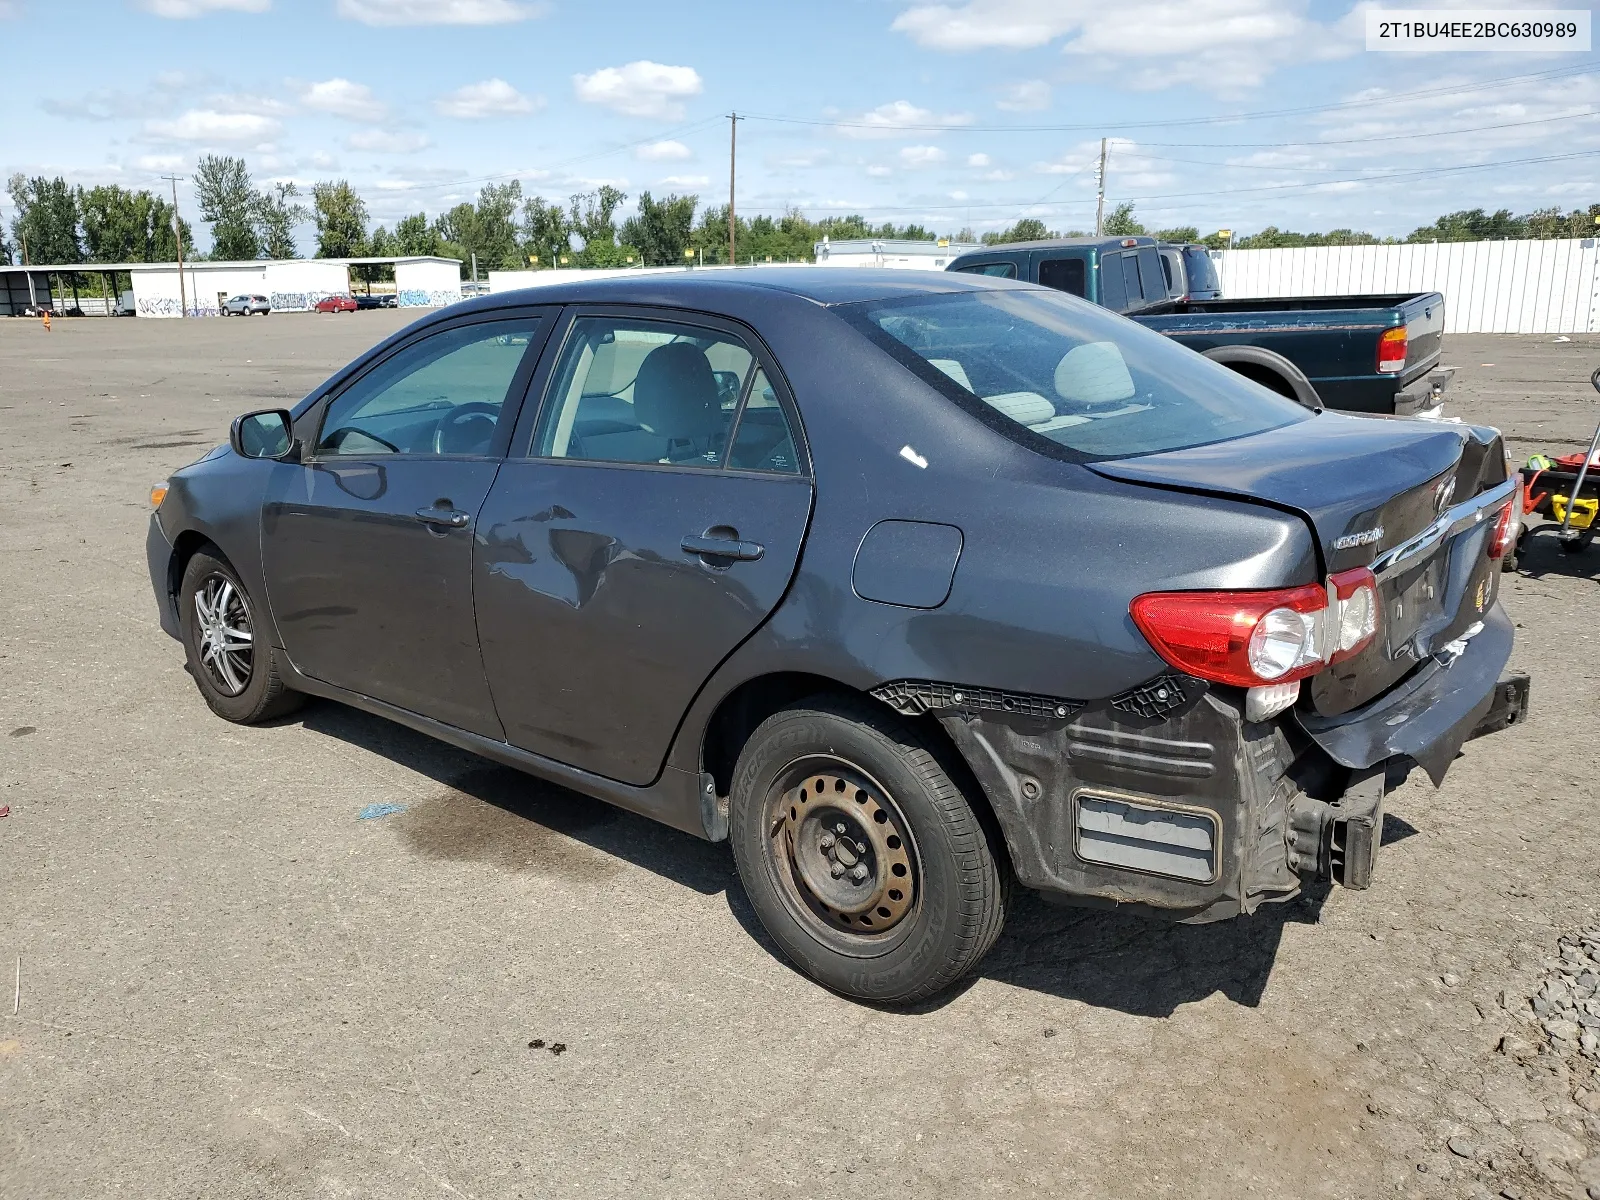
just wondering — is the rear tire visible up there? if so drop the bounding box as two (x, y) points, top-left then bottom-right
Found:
(728, 695), (1010, 1004)
(179, 550), (302, 724)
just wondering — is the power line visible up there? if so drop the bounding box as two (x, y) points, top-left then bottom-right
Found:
(1126, 109), (1598, 149)
(738, 64), (1596, 134)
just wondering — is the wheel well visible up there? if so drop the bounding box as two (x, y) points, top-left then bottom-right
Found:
(167, 530), (220, 600)
(699, 672), (1011, 871)
(1224, 360), (1295, 399)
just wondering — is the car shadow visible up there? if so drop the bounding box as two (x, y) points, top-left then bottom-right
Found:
(293, 700), (732, 897)
(292, 698), (1339, 1018)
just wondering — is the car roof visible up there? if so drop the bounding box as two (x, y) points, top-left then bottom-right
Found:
(950, 235), (1159, 255)
(463, 266), (1028, 313)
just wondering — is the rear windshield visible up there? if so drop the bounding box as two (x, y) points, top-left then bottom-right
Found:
(1182, 247), (1220, 293)
(842, 288), (1308, 461)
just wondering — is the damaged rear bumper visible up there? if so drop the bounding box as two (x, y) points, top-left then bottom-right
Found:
(935, 602), (1525, 923)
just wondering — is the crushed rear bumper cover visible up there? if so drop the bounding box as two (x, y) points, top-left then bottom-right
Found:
(933, 601), (1524, 924)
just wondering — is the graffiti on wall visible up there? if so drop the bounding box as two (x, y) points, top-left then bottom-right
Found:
(270, 291), (345, 312)
(136, 297), (220, 318)
(398, 289), (462, 308)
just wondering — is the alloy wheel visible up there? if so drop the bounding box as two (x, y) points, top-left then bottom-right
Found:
(193, 574), (254, 696)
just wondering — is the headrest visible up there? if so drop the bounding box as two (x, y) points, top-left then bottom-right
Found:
(633, 342), (721, 442)
(1054, 342), (1136, 406)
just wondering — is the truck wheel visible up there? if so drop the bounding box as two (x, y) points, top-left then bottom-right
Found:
(728, 696), (1010, 1004)
(179, 550), (303, 724)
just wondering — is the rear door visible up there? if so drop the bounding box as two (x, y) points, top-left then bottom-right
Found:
(474, 307), (814, 785)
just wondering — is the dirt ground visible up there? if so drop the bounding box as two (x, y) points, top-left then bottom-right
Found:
(1, 312), (1598, 1200)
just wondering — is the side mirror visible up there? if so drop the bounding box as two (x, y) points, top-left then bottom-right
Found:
(230, 409), (296, 460)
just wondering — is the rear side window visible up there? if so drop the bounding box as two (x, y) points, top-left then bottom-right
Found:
(954, 261), (1017, 279)
(1121, 254), (1144, 304)
(1038, 257), (1086, 297)
(842, 289), (1308, 462)
(1099, 254), (1127, 310)
(1137, 249), (1164, 304)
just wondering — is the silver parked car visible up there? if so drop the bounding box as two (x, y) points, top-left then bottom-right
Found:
(223, 294), (271, 316)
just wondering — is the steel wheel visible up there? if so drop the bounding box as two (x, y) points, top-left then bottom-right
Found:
(766, 756), (919, 942)
(192, 573), (254, 696)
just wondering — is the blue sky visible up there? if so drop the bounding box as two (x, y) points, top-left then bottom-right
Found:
(2, 0), (1596, 252)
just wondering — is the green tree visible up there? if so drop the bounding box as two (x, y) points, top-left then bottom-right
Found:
(520, 195), (570, 267)
(256, 182), (306, 259)
(193, 155), (260, 260)
(1101, 203), (1145, 237)
(566, 185), (636, 267)
(1406, 208), (1523, 243)
(7, 174), (83, 264)
(311, 179), (369, 258)
(620, 190), (697, 265)
(983, 217), (1053, 245)
(393, 212), (441, 256)
(473, 180), (525, 270)
(77, 185), (193, 262)
(1153, 225), (1200, 243)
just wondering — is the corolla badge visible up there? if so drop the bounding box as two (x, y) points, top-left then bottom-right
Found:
(1333, 526), (1385, 550)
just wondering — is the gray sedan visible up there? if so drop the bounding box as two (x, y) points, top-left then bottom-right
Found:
(146, 268), (1527, 1003)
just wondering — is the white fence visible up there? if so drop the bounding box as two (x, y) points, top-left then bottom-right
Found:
(1212, 238), (1600, 335)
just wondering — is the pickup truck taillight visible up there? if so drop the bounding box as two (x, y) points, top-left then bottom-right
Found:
(1130, 570), (1380, 690)
(1377, 326), (1407, 374)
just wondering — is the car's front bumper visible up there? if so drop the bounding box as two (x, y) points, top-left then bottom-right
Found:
(147, 513), (181, 640)
(935, 600), (1523, 922)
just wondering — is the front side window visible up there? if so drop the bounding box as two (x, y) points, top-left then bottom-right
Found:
(316, 319), (539, 457)
(843, 288), (1308, 461)
(534, 317), (758, 467)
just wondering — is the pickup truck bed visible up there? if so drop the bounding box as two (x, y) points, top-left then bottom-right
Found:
(947, 237), (1452, 418)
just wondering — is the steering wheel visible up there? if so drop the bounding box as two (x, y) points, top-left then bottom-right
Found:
(433, 402), (501, 455)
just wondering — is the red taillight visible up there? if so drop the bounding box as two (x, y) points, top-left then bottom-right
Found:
(1131, 572), (1384, 688)
(1488, 500), (1517, 559)
(1377, 326), (1407, 374)
(1130, 584), (1328, 688)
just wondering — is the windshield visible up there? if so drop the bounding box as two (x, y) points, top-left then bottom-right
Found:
(843, 288), (1307, 461)
(1182, 247), (1220, 293)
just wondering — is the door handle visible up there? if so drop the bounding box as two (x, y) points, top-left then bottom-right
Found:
(415, 506), (470, 528)
(681, 533), (764, 562)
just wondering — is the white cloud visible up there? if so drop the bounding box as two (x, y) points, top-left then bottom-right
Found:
(145, 109), (281, 144)
(866, 164), (893, 177)
(658, 174), (710, 187)
(346, 129), (432, 153)
(210, 92), (293, 117)
(900, 144), (947, 166)
(890, 0), (1352, 93)
(967, 152), (991, 167)
(298, 78), (387, 122)
(307, 150), (339, 169)
(139, 0), (268, 15)
(335, 0), (541, 24)
(637, 139), (691, 161)
(135, 153), (187, 171)
(837, 99), (971, 138)
(573, 61), (703, 119)
(435, 78), (540, 118)
(996, 79), (1050, 111)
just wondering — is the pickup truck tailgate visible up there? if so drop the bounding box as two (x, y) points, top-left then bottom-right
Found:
(1396, 292), (1444, 379)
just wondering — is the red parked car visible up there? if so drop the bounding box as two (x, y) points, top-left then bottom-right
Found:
(314, 295), (358, 314)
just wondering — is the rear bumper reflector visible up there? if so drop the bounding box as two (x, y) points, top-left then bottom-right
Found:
(1073, 790), (1219, 884)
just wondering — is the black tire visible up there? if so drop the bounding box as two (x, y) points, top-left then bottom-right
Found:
(179, 549), (302, 724)
(728, 695), (1010, 1004)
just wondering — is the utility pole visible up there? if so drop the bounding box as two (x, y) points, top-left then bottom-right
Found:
(162, 174), (187, 318)
(728, 111), (738, 266)
(19, 229), (37, 311)
(1094, 138), (1108, 237)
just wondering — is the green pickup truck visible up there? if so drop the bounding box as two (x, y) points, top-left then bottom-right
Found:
(948, 236), (1452, 418)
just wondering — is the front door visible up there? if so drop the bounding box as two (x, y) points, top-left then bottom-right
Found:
(474, 311), (813, 785)
(262, 314), (548, 737)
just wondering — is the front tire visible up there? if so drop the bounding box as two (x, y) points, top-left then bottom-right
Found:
(179, 550), (302, 724)
(729, 696), (1009, 1004)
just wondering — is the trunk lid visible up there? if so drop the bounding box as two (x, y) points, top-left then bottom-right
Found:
(1091, 412), (1510, 716)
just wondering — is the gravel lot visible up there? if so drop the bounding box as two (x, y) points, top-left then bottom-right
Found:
(2, 312), (1598, 1200)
